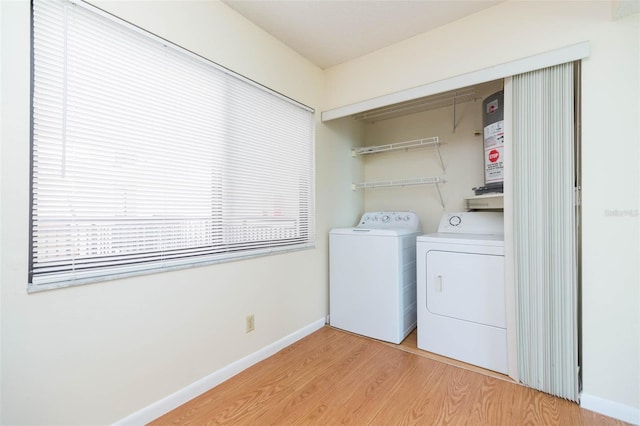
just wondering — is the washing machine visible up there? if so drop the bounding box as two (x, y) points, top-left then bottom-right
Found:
(417, 211), (507, 374)
(330, 211), (422, 344)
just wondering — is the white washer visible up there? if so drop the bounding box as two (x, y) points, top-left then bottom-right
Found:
(417, 211), (507, 374)
(330, 211), (422, 344)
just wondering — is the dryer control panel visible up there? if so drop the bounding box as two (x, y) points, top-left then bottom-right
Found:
(437, 211), (504, 235)
(358, 211), (421, 232)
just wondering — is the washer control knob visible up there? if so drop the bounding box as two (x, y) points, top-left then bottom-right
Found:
(449, 215), (462, 227)
(395, 215), (402, 221)
(382, 215), (390, 223)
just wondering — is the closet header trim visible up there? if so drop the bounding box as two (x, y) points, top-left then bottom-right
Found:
(321, 41), (590, 122)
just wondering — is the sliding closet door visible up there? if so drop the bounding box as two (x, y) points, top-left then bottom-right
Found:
(512, 62), (580, 402)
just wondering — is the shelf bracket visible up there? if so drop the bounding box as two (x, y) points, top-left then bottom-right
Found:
(452, 91), (457, 133)
(435, 181), (445, 209)
(435, 142), (445, 173)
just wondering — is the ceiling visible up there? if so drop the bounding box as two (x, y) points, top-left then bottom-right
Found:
(222, 0), (504, 69)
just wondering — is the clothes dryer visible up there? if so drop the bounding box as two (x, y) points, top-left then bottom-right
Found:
(417, 212), (507, 374)
(330, 211), (421, 344)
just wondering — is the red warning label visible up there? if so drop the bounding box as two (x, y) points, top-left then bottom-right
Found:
(484, 146), (504, 183)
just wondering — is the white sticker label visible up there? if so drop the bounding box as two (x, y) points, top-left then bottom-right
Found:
(484, 119), (504, 183)
(483, 121), (504, 149)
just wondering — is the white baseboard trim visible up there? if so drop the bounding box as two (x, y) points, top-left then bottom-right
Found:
(113, 317), (326, 426)
(580, 392), (640, 425)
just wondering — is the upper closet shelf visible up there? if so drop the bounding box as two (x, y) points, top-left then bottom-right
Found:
(352, 88), (478, 123)
(352, 136), (438, 156)
(352, 136), (445, 172)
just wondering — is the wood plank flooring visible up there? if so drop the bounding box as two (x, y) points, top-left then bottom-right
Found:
(388, 329), (514, 383)
(150, 326), (627, 425)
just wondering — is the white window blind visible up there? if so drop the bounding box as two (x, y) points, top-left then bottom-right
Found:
(30, 0), (315, 291)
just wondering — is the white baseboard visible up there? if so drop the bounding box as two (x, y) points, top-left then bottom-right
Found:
(580, 392), (640, 425)
(113, 317), (326, 426)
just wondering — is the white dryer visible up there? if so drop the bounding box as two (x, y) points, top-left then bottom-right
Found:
(330, 211), (422, 344)
(417, 212), (507, 374)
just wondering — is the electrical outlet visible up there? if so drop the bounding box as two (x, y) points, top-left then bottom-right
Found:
(246, 314), (255, 333)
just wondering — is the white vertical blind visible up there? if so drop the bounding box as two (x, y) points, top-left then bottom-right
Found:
(30, 0), (315, 291)
(512, 62), (579, 401)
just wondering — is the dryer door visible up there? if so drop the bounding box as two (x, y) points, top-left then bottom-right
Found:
(426, 250), (505, 328)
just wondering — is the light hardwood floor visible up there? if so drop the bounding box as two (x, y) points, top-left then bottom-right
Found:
(387, 328), (514, 383)
(150, 326), (627, 425)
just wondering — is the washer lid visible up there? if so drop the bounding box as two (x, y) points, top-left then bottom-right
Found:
(417, 232), (504, 246)
(330, 227), (420, 237)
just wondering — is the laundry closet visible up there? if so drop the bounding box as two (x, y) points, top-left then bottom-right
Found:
(353, 79), (504, 233)
(328, 79), (508, 373)
(326, 54), (582, 402)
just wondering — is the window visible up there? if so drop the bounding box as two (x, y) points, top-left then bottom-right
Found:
(30, 0), (315, 291)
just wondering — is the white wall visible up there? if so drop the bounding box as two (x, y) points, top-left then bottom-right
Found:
(324, 1), (610, 111)
(581, 8), (639, 414)
(325, 0), (640, 417)
(318, 117), (366, 228)
(0, 1), (350, 424)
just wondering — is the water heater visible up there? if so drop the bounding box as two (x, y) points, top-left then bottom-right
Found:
(482, 91), (504, 185)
